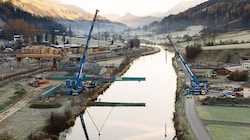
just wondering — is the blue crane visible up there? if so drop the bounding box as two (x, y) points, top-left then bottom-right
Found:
(167, 36), (208, 95)
(71, 9), (99, 94)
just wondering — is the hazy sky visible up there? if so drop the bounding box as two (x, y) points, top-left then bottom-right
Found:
(58, 0), (196, 16)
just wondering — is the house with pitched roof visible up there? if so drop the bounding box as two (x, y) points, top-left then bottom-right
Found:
(213, 66), (249, 76)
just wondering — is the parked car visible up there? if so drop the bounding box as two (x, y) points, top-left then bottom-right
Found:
(225, 94), (236, 98)
(231, 92), (243, 97)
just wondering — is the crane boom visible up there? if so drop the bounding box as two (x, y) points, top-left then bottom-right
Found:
(76, 10), (99, 92)
(167, 36), (200, 86)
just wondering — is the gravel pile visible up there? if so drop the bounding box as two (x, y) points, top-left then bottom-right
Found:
(59, 61), (102, 76)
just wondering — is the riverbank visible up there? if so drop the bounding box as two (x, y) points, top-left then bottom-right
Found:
(0, 46), (160, 139)
(172, 55), (196, 140)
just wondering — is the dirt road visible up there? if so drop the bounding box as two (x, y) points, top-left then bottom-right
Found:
(0, 81), (58, 122)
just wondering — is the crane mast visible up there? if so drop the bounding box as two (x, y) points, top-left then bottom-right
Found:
(167, 36), (200, 86)
(75, 10), (99, 93)
(167, 36), (208, 95)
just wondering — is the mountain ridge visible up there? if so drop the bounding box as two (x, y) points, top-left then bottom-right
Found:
(2, 0), (209, 28)
(148, 0), (250, 34)
(2, 0), (104, 20)
(163, 0), (208, 16)
(103, 0), (208, 27)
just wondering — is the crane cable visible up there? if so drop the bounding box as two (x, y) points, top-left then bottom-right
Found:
(86, 107), (115, 139)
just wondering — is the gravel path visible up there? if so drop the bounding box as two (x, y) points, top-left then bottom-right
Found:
(202, 119), (250, 127)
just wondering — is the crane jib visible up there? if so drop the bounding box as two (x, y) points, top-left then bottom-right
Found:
(167, 36), (200, 86)
(75, 10), (99, 91)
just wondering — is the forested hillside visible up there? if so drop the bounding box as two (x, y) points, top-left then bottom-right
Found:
(0, 0), (127, 42)
(148, 0), (250, 33)
(1, 0), (95, 20)
(0, 1), (65, 42)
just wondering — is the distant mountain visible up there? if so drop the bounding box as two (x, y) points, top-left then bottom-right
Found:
(104, 0), (208, 27)
(148, 0), (250, 34)
(104, 13), (121, 21)
(118, 13), (160, 27)
(150, 0), (208, 17)
(104, 13), (161, 27)
(164, 0), (208, 16)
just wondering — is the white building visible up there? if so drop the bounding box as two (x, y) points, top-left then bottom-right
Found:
(13, 35), (24, 43)
(241, 60), (250, 68)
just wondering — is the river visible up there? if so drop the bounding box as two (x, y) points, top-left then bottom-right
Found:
(65, 45), (177, 140)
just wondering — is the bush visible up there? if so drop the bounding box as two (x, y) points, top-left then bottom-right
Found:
(228, 70), (248, 81)
(185, 45), (201, 60)
(29, 103), (62, 108)
(43, 110), (73, 136)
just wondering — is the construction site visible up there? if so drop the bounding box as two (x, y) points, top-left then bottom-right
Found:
(1, 32), (250, 139)
(0, 10), (159, 139)
(0, 33), (160, 140)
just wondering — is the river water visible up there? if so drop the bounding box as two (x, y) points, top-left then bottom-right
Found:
(65, 45), (177, 140)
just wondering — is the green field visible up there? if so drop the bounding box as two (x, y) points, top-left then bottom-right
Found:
(207, 125), (250, 140)
(56, 35), (112, 46)
(197, 105), (250, 140)
(197, 105), (250, 123)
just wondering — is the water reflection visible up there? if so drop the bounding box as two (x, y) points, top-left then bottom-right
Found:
(66, 45), (177, 140)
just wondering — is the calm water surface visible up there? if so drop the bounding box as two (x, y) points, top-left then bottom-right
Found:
(65, 45), (177, 140)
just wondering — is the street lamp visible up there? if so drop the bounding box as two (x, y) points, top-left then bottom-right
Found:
(62, 32), (66, 62)
(63, 32), (66, 44)
(25, 57), (29, 76)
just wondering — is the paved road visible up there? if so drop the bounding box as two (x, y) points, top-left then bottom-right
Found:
(185, 98), (212, 140)
(175, 48), (212, 140)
